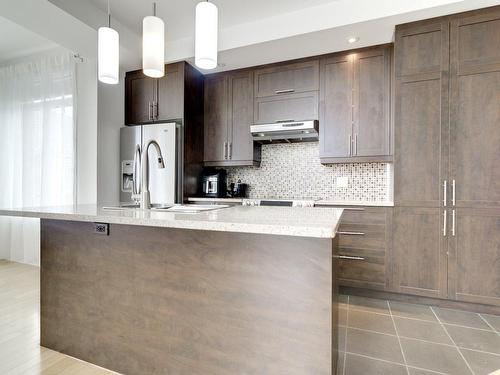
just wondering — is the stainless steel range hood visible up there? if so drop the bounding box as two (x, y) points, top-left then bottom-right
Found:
(250, 120), (319, 143)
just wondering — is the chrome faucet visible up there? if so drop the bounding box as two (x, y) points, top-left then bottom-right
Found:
(141, 140), (165, 209)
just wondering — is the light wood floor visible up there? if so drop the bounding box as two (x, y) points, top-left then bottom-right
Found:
(0, 260), (117, 375)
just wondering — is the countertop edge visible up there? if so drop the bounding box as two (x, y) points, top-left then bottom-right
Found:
(0, 208), (342, 239)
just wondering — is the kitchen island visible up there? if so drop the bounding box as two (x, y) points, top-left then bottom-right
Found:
(0, 205), (343, 375)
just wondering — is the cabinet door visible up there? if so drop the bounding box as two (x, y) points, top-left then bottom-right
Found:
(125, 72), (156, 125)
(319, 54), (353, 159)
(392, 207), (448, 298)
(227, 71), (258, 165)
(448, 208), (500, 306)
(157, 63), (184, 121)
(254, 60), (319, 98)
(394, 21), (449, 207)
(353, 48), (391, 158)
(253, 92), (319, 124)
(204, 75), (229, 163)
(449, 11), (500, 209)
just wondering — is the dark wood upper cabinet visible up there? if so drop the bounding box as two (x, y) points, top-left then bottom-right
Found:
(319, 46), (392, 164)
(125, 62), (185, 125)
(204, 70), (260, 166)
(204, 74), (228, 163)
(228, 71), (259, 164)
(355, 49), (391, 157)
(253, 60), (319, 125)
(157, 62), (184, 121)
(319, 54), (352, 159)
(254, 92), (319, 124)
(254, 60), (319, 97)
(125, 72), (156, 124)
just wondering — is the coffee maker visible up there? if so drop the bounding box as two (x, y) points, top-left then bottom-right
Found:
(200, 169), (227, 198)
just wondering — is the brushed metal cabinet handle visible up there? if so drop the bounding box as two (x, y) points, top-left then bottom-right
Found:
(154, 102), (158, 120)
(223, 142), (227, 160)
(343, 208), (365, 211)
(148, 101), (152, 120)
(348, 134), (352, 156)
(443, 210), (447, 237)
(333, 255), (366, 261)
(228, 142), (232, 159)
(452, 179), (456, 206)
(452, 209), (456, 236)
(354, 133), (358, 155)
(275, 89), (295, 94)
(443, 180), (447, 207)
(337, 231), (365, 236)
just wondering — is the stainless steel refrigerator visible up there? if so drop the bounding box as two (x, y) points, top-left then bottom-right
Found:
(120, 123), (183, 204)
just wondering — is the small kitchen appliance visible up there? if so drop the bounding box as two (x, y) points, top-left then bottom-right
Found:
(200, 168), (227, 198)
(229, 180), (248, 198)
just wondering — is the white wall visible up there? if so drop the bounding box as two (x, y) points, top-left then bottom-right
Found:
(97, 73), (125, 204)
(76, 58), (98, 204)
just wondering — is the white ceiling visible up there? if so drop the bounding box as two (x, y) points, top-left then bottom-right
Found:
(5, 0), (500, 73)
(88, 0), (340, 40)
(0, 16), (58, 64)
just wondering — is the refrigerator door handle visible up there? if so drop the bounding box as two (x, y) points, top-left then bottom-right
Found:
(132, 144), (142, 197)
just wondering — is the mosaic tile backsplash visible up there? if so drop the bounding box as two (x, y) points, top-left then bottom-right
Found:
(227, 142), (392, 202)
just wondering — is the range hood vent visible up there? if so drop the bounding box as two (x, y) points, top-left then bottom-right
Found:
(250, 120), (319, 143)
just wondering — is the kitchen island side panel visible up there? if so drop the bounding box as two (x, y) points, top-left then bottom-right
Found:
(40, 219), (336, 375)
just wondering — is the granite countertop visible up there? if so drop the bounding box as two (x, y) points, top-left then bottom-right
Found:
(0, 204), (343, 239)
(187, 197), (394, 207)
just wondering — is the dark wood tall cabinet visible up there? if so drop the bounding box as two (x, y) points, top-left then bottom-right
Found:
(447, 8), (500, 306)
(204, 70), (260, 166)
(320, 46), (392, 163)
(393, 6), (500, 306)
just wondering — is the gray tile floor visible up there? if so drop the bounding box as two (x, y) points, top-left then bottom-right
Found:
(337, 295), (500, 375)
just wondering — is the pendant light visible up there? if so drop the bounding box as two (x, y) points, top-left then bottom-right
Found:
(195, 1), (218, 70)
(98, 0), (119, 84)
(143, 2), (165, 78)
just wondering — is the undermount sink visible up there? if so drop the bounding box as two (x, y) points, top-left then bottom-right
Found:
(102, 204), (230, 213)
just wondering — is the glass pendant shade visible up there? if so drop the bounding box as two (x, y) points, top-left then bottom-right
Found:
(98, 26), (119, 84)
(143, 15), (165, 78)
(195, 1), (218, 70)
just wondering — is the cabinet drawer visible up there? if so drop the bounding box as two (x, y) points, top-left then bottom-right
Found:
(340, 207), (387, 225)
(254, 60), (319, 98)
(338, 224), (386, 251)
(254, 92), (319, 124)
(337, 252), (386, 289)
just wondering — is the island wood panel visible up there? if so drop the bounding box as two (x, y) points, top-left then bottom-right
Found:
(40, 219), (336, 375)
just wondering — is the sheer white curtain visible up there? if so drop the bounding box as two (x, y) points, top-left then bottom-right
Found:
(0, 49), (76, 265)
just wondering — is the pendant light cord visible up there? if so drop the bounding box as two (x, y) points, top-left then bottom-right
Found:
(153, 2), (157, 17)
(107, 0), (111, 27)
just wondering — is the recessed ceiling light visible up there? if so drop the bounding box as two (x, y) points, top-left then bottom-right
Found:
(348, 37), (359, 43)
